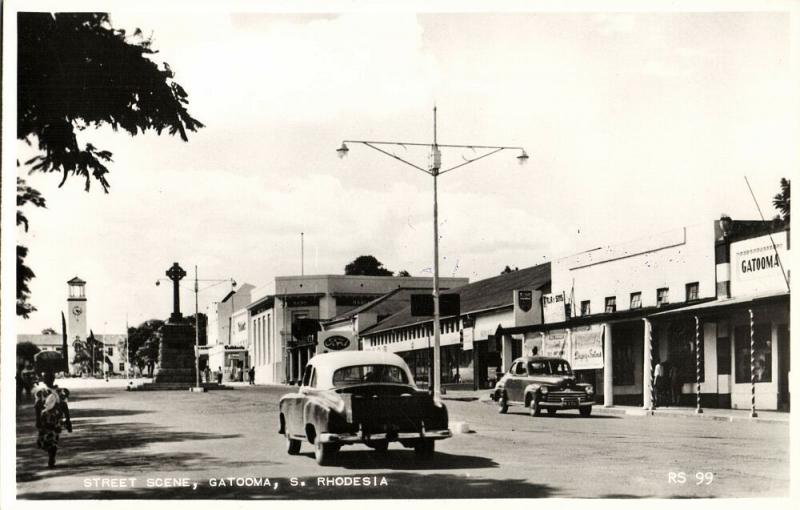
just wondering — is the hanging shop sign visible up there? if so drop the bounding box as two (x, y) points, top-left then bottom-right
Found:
(542, 292), (567, 323)
(731, 231), (789, 295)
(571, 325), (604, 370)
(323, 335), (350, 351)
(543, 330), (570, 359)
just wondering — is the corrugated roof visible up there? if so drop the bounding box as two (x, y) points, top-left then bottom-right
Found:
(362, 262), (551, 334)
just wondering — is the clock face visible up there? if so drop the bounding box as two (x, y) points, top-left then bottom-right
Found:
(72, 305), (83, 317)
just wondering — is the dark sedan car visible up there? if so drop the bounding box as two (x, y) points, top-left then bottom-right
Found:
(491, 356), (595, 417)
(279, 351), (451, 465)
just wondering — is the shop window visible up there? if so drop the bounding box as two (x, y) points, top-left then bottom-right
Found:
(657, 288), (669, 306)
(580, 300), (591, 316)
(605, 296), (616, 313)
(686, 282), (699, 302)
(630, 292), (642, 309)
(734, 323), (772, 384)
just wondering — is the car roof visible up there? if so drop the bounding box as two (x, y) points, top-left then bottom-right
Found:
(307, 350), (415, 389)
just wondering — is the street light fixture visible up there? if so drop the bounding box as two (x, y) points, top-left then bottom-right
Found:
(338, 107), (529, 403)
(156, 271), (236, 391)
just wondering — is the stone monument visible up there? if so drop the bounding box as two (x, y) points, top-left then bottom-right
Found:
(152, 262), (196, 385)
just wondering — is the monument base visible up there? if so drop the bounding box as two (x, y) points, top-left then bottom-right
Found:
(153, 322), (196, 385)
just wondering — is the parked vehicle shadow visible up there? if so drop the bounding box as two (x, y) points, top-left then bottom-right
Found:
(299, 448), (497, 470)
(22, 472), (556, 499)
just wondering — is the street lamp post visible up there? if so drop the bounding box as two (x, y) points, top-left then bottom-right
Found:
(156, 270), (236, 392)
(338, 107), (528, 402)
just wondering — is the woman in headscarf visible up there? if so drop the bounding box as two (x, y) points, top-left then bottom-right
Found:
(33, 369), (72, 468)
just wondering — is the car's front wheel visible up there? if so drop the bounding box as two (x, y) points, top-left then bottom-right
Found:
(530, 399), (542, 417)
(580, 406), (592, 417)
(314, 440), (338, 465)
(547, 408), (557, 416)
(497, 393), (509, 414)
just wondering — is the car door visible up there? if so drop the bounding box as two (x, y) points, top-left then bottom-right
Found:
(285, 365), (313, 436)
(505, 361), (527, 402)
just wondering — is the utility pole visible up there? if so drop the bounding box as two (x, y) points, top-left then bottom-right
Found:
(338, 108), (528, 402)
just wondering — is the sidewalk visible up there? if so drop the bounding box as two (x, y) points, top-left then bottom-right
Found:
(440, 388), (790, 424)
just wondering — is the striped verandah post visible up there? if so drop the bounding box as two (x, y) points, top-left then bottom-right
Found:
(749, 308), (758, 418)
(694, 316), (703, 414)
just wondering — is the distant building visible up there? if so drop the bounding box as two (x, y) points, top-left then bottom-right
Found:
(17, 277), (126, 376)
(206, 283), (255, 381)
(248, 274), (469, 385)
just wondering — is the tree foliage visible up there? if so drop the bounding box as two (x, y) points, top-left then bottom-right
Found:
(71, 332), (107, 375)
(772, 178), (790, 225)
(16, 13), (203, 318)
(396, 270), (412, 277)
(344, 255), (393, 276)
(18, 12), (204, 192)
(127, 319), (164, 377)
(17, 178), (47, 318)
(41, 328), (57, 335)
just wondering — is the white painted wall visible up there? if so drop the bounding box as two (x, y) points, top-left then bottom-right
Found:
(549, 223), (716, 317)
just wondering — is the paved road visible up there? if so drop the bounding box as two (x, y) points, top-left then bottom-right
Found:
(15, 385), (789, 499)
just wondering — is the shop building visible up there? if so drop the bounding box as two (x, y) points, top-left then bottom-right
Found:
(361, 263), (551, 390)
(499, 219), (790, 411)
(649, 224), (790, 411)
(248, 274), (468, 385)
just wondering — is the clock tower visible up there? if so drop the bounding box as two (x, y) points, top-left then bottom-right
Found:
(67, 276), (88, 374)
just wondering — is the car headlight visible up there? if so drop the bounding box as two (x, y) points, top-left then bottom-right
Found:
(585, 385), (594, 395)
(540, 386), (549, 395)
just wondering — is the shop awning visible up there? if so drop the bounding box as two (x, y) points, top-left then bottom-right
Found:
(649, 291), (789, 318)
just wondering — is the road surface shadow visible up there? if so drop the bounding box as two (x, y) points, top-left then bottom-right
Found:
(17, 418), (244, 484)
(299, 449), (497, 470)
(21, 472), (556, 499)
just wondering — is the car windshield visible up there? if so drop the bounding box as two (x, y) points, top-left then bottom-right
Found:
(332, 364), (410, 387)
(528, 360), (573, 375)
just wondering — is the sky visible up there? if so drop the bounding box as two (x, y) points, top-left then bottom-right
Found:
(9, 4), (798, 334)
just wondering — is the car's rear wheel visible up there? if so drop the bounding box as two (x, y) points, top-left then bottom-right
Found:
(286, 434), (301, 455)
(414, 439), (435, 458)
(580, 406), (592, 417)
(314, 440), (338, 465)
(370, 440), (389, 453)
(530, 399), (542, 417)
(547, 408), (557, 416)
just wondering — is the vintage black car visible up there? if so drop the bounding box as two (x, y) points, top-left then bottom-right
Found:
(278, 351), (451, 465)
(490, 356), (595, 417)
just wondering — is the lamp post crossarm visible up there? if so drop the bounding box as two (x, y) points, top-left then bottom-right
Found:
(343, 140), (525, 151)
(438, 147), (506, 175)
(359, 142), (431, 175)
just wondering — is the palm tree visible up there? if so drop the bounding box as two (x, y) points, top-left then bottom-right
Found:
(773, 178), (790, 225)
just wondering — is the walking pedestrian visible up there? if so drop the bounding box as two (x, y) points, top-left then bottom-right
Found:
(669, 362), (680, 406)
(204, 365), (211, 384)
(249, 366), (255, 385)
(217, 366), (223, 384)
(653, 359), (665, 407)
(34, 368), (72, 468)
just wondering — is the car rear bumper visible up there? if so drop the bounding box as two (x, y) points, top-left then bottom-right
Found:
(318, 428), (452, 445)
